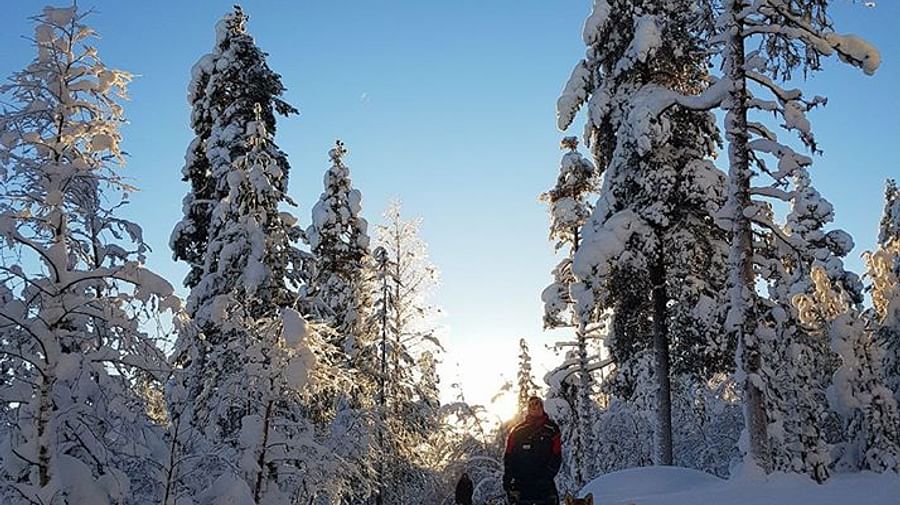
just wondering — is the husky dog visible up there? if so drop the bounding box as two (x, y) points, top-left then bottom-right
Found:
(563, 492), (593, 505)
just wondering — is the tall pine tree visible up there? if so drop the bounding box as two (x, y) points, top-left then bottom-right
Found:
(559, 0), (729, 470)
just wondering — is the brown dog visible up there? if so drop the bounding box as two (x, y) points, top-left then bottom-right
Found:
(563, 492), (593, 505)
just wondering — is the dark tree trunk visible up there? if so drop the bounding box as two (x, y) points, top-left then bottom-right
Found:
(651, 254), (673, 466)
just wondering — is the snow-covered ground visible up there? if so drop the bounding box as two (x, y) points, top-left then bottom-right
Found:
(579, 466), (900, 505)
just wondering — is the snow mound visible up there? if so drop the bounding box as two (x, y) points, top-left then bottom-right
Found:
(581, 466), (722, 503)
(580, 466), (900, 505)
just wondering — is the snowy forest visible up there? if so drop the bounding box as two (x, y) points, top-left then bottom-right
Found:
(0, 2), (898, 505)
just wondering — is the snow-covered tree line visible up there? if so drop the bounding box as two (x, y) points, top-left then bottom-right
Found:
(0, 5), (462, 504)
(546, 0), (899, 492)
(3, 2), (897, 504)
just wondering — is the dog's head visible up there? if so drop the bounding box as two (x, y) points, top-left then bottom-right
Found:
(564, 492), (593, 505)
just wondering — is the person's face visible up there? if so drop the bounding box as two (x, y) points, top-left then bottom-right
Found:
(527, 398), (544, 418)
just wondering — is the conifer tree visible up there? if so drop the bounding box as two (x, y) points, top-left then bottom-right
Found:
(795, 265), (900, 473)
(307, 140), (372, 355)
(874, 180), (900, 402)
(516, 338), (539, 418)
(711, 0), (879, 473)
(558, 0), (729, 470)
(306, 140), (380, 503)
(541, 136), (601, 483)
(0, 7), (178, 504)
(165, 7), (357, 503)
(171, 5), (298, 291)
(542, 136), (598, 329)
(757, 167), (863, 481)
(166, 103), (347, 502)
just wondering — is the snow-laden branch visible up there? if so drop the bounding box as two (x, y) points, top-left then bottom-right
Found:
(749, 186), (794, 201)
(748, 0), (881, 76)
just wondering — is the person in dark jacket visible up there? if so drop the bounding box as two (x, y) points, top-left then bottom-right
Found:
(502, 396), (562, 505)
(455, 471), (474, 505)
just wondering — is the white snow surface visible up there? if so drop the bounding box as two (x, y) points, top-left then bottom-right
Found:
(579, 466), (900, 505)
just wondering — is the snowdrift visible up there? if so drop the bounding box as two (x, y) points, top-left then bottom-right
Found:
(579, 466), (900, 505)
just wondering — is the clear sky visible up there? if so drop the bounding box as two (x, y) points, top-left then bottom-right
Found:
(1, 1), (897, 420)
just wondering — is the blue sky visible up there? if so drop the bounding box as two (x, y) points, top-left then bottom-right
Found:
(1, 1), (897, 414)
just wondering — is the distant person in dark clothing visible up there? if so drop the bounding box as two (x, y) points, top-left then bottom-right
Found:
(455, 471), (474, 505)
(502, 396), (562, 505)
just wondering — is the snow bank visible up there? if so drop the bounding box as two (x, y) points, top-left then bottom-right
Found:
(579, 466), (900, 505)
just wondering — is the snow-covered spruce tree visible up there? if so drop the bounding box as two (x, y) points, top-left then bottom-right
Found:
(0, 6), (180, 504)
(820, 177), (900, 474)
(165, 3), (311, 485)
(166, 7), (368, 503)
(881, 180), (900, 248)
(171, 4), (299, 291)
(540, 136), (602, 484)
(558, 0), (729, 469)
(874, 179), (900, 403)
(307, 140), (372, 355)
(166, 105), (356, 503)
(306, 140), (380, 502)
(541, 136), (598, 329)
(370, 200), (443, 504)
(516, 338), (539, 417)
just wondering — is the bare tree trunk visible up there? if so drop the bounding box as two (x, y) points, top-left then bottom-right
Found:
(37, 373), (52, 487)
(375, 247), (390, 505)
(162, 414), (182, 505)
(576, 320), (593, 485)
(570, 223), (595, 486)
(651, 255), (673, 466)
(253, 398), (274, 502)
